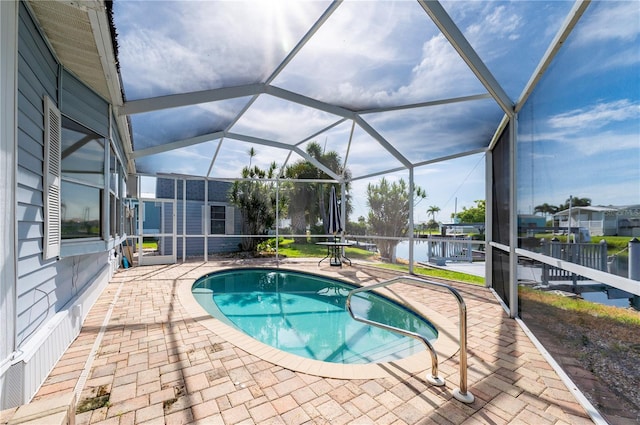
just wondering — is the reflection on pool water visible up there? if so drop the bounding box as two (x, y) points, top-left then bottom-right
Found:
(192, 268), (438, 364)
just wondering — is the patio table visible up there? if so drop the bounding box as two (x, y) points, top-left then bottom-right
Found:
(316, 241), (354, 267)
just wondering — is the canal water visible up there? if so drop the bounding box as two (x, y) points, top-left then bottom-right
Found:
(394, 241), (635, 309)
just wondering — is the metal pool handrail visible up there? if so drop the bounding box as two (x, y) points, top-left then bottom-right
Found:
(345, 275), (474, 404)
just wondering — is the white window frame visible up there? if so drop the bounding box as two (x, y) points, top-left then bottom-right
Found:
(54, 114), (126, 257)
(209, 204), (226, 235)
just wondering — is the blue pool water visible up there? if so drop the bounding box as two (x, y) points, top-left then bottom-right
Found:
(192, 268), (438, 364)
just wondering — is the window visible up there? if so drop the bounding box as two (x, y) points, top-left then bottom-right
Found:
(109, 144), (124, 238)
(210, 205), (226, 234)
(61, 117), (105, 239)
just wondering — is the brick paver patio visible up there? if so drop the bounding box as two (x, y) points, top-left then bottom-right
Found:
(3, 258), (595, 424)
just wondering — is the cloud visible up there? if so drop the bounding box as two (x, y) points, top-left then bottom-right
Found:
(212, 140), (290, 178)
(271, 1), (484, 108)
(466, 4), (522, 47)
(547, 99), (640, 132)
(230, 95), (343, 144)
(136, 140), (222, 176)
(115, 1), (327, 98)
(573, 2), (640, 45)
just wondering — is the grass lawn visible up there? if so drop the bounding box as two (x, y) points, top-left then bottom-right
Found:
(272, 238), (377, 260)
(519, 285), (640, 420)
(142, 241), (157, 250)
(375, 263), (485, 286)
(535, 234), (631, 256)
(270, 238), (485, 286)
(520, 285), (640, 325)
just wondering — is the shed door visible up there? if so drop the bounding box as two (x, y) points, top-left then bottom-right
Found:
(138, 198), (176, 265)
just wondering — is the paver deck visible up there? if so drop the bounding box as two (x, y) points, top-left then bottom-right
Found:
(3, 258), (595, 424)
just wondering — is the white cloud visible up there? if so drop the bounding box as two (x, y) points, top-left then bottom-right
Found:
(555, 132), (639, 157)
(574, 2), (640, 45)
(230, 95), (341, 144)
(547, 99), (640, 132)
(399, 34), (483, 99)
(466, 4), (522, 47)
(116, 1), (327, 98)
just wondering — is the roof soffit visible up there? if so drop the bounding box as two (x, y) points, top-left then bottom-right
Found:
(27, 0), (111, 100)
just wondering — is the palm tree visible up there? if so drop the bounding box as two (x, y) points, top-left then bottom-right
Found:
(284, 142), (350, 241)
(426, 205), (440, 230)
(247, 147), (257, 167)
(533, 203), (558, 217)
(558, 196), (591, 211)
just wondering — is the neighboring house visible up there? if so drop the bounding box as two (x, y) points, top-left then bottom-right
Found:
(615, 205), (640, 237)
(1, 2), (131, 408)
(518, 215), (547, 230)
(553, 205), (640, 236)
(155, 178), (242, 257)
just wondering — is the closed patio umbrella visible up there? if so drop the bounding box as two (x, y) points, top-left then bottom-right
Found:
(327, 186), (343, 238)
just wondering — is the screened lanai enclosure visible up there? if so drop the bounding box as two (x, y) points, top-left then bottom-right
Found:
(1, 0), (639, 417)
(113, 0), (640, 304)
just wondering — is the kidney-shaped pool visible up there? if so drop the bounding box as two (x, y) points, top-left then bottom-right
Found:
(191, 268), (438, 365)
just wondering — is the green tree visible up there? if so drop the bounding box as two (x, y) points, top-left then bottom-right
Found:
(452, 200), (485, 223)
(533, 202), (558, 217)
(347, 216), (368, 236)
(229, 155), (283, 252)
(425, 219), (439, 232)
(247, 147), (257, 167)
(426, 205), (441, 230)
(284, 142), (350, 241)
(558, 196), (591, 211)
(366, 178), (426, 263)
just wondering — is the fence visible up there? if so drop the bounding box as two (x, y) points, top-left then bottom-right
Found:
(540, 238), (608, 285)
(426, 236), (474, 264)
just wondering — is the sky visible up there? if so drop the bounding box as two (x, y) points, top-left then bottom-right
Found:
(118, 1), (639, 223)
(516, 0), (640, 212)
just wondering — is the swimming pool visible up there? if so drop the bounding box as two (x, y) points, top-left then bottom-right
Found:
(191, 268), (438, 365)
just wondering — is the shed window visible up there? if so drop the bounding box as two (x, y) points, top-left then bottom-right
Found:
(210, 205), (226, 234)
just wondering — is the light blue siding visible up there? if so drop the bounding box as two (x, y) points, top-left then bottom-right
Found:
(17, 6), (57, 102)
(17, 3), (57, 347)
(61, 69), (109, 137)
(14, 2), (116, 349)
(157, 178), (242, 256)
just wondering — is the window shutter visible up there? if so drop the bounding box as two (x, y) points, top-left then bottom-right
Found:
(43, 96), (61, 260)
(202, 204), (207, 234)
(225, 206), (234, 235)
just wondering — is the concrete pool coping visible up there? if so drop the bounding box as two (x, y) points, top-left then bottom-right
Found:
(177, 265), (461, 380)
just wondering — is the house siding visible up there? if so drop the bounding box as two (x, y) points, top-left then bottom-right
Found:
(61, 68), (109, 137)
(16, 1), (58, 345)
(1, 2), (121, 409)
(157, 178), (242, 256)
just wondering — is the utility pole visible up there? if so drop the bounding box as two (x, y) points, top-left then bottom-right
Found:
(568, 195), (573, 242)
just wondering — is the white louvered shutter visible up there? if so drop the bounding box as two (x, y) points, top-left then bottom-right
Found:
(225, 206), (234, 234)
(43, 96), (61, 260)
